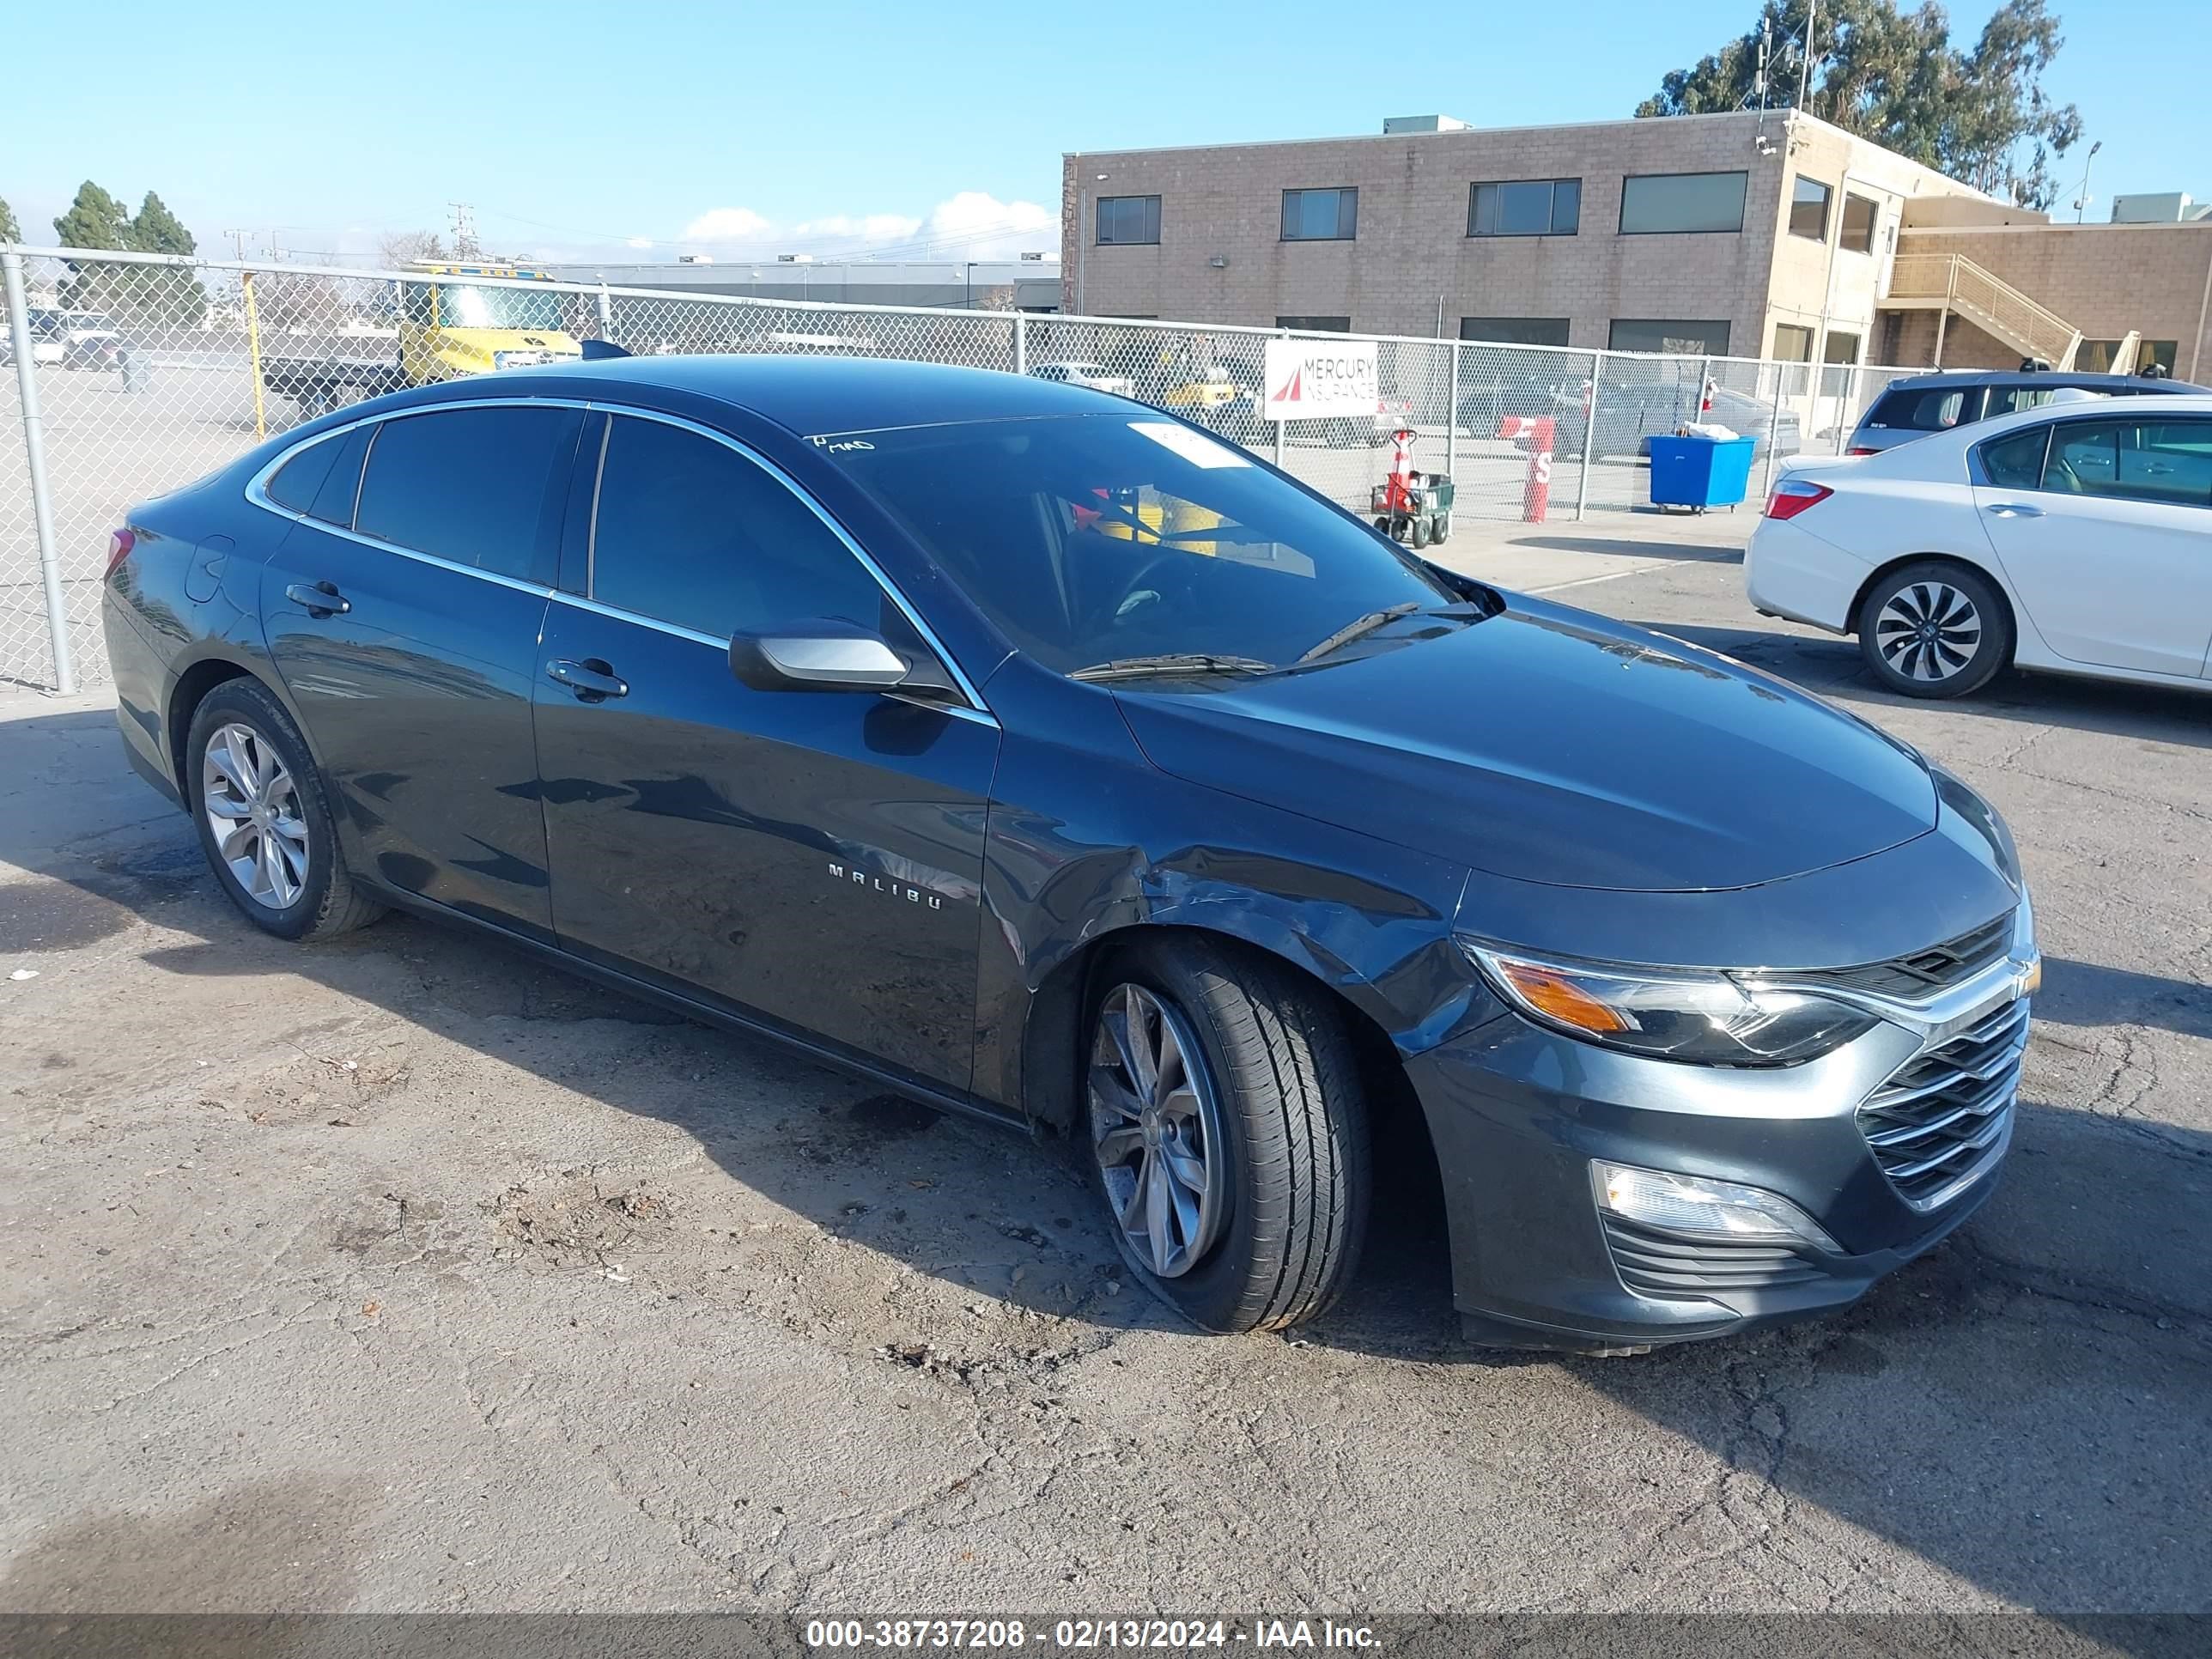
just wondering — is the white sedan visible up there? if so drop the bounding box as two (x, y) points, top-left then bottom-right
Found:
(1745, 392), (2212, 698)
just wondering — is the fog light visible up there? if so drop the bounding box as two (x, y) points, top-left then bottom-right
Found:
(1592, 1161), (1839, 1252)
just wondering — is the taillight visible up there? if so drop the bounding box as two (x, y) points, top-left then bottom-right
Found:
(105, 528), (135, 577)
(1765, 479), (1833, 521)
(1848, 446), (1878, 456)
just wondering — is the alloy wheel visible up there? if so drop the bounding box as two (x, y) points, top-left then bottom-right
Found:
(1874, 580), (1982, 684)
(201, 721), (309, 910)
(1089, 983), (1228, 1279)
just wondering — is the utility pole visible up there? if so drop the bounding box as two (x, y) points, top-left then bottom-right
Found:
(2073, 140), (2104, 224)
(1798, 0), (1820, 112)
(223, 228), (255, 261)
(448, 203), (480, 260)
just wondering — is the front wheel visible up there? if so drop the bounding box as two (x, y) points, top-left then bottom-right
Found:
(1085, 939), (1370, 1333)
(1858, 561), (2012, 698)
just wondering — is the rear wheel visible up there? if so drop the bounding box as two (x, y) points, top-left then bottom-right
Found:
(1085, 938), (1370, 1333)
(186, 679), (385, 940)
(1410, 516), (1433, 550)
(1857, 561), (2012, 699)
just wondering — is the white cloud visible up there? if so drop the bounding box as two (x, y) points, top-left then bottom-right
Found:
(681, 206), (774, 243)
(625, 235), (653, 249)
(793, 211), (922, 242)
(909, 191), (1055, 260)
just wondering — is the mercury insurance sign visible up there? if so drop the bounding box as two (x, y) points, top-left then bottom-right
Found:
(1263, 337), (1381, 422)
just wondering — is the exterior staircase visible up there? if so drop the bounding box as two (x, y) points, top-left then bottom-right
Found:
(1881, 252), (2084, 369)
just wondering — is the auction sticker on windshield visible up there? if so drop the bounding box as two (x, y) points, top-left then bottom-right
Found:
(1127, 420), (1252, 469)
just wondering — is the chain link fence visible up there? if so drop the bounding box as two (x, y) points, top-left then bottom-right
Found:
(1, 244), (1919, 691)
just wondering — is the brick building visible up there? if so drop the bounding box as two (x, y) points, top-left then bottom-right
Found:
(1060, 110), (2212, 380)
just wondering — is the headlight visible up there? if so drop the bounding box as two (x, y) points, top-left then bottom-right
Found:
(1593, 1161), (1839, 1251)
(1461, 940), (1881, 1066)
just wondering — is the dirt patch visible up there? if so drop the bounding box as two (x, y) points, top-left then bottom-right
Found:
(489, 1174), (682, 1273)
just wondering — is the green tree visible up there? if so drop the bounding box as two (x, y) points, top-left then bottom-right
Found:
(1635, 0), (2083, 210)
(0, 197), (20, 244)
(53, 180), (206, 328)
(52, 180), (133, 250)
(129, 191), (197, 257)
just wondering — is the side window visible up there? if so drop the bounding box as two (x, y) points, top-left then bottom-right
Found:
(264, 433), (344, 513)
(355, 405), (580, 584)
(2045, 422), (2121, 496)
(1870, 387), (1969, 431)
(589, 416), (885, 638)
(1979, 426), (2049, 490)
(306, 423), (373, 526)
(1986, 386), (2063, 418)
(2116, 421), (2212, 507)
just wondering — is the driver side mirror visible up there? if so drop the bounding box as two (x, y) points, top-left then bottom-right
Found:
(729, 618), (969, 704)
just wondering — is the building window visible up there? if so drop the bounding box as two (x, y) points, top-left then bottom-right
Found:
(2079, 338), (2181, 374)
(1772, 324), (1814, 362)
(1609, 319), (1732, 356)
(1824, 331), (1862, 365)
(1619, 172), (1749, 235)
(1461, 317), (1571, 347)
(1790, 176), (1832, 241)
(1281, 187), (1358, 241)
(1469, 179), (1581, 237)
(1277, 315), (1352, 332)
(1840, 192), (1879, 254)
(1095, 196), (1161, 246)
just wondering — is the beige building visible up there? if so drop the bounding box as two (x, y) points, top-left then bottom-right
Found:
(1885, 197), (2212, 380)
(1060, 110), (2212, 380)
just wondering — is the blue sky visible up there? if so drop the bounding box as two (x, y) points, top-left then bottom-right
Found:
(6, 0), (2200, 264)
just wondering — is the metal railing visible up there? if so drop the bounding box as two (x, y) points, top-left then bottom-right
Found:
(1885, 252), (2083, 368)
(0, 243), (1923, 691)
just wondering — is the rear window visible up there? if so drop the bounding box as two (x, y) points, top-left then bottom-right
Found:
(1869, 386), (1977, 432)
(355, 405), (580, 585)
(264, 434), (343, 514)
(305, 424), (372, 526)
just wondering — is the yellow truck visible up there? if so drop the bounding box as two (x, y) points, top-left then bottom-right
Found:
(262, 262), (586, 416)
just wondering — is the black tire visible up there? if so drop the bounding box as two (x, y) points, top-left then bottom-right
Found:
(1431, 515), (1452, 544)
(1410, 516), (1433, 550)
(1083, 936), (1370, 1334)
(185, 678), (386, 940)
(1856, 560), (2013, 700)
(1373, 515), (1394, 538)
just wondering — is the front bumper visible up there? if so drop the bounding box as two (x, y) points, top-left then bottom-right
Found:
(1406, 958), (2029, 1352)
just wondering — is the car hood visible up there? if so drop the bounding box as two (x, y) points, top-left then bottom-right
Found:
(1113, 597), (1937, 892)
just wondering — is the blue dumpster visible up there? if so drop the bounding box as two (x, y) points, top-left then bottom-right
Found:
(1649, 434), (1757, 512)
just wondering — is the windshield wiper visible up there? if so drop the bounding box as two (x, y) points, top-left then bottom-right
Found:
(1068, 653), (1275, 683)
(1297, 603), (1424, 664)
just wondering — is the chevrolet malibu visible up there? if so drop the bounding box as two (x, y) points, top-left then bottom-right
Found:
(102, 356), (2039, 1352)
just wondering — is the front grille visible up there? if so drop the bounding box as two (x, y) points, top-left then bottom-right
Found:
(1801, 911), (2014, 1001)
(1601, 1214), (1827, 1301)
(1856, 997), (2028, 1209)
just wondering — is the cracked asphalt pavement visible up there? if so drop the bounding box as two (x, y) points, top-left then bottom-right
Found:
(2, 521), (2206, 1616)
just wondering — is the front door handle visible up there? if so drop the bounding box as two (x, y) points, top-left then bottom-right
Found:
(545, 657), (629, 702)
(283, 580), (350, 617)
(1982, 502), (2045, 519)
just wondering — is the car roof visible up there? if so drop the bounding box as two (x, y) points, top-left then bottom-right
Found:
(1834, 392), (2212, 475)
(495, 353), (1117, 436)
(1875, 368), (2204, 393)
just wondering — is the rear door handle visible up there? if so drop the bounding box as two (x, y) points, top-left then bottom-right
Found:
(545, 657), (629, 702)
(283, 580), (350, 617)
(1982, 502), (2045, 519)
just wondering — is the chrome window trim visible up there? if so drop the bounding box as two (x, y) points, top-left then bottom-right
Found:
(241, 396), (996, 720)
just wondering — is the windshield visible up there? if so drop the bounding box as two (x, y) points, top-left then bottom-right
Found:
(817, 413), (1462, 674)
(428, 283), (568, 331)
